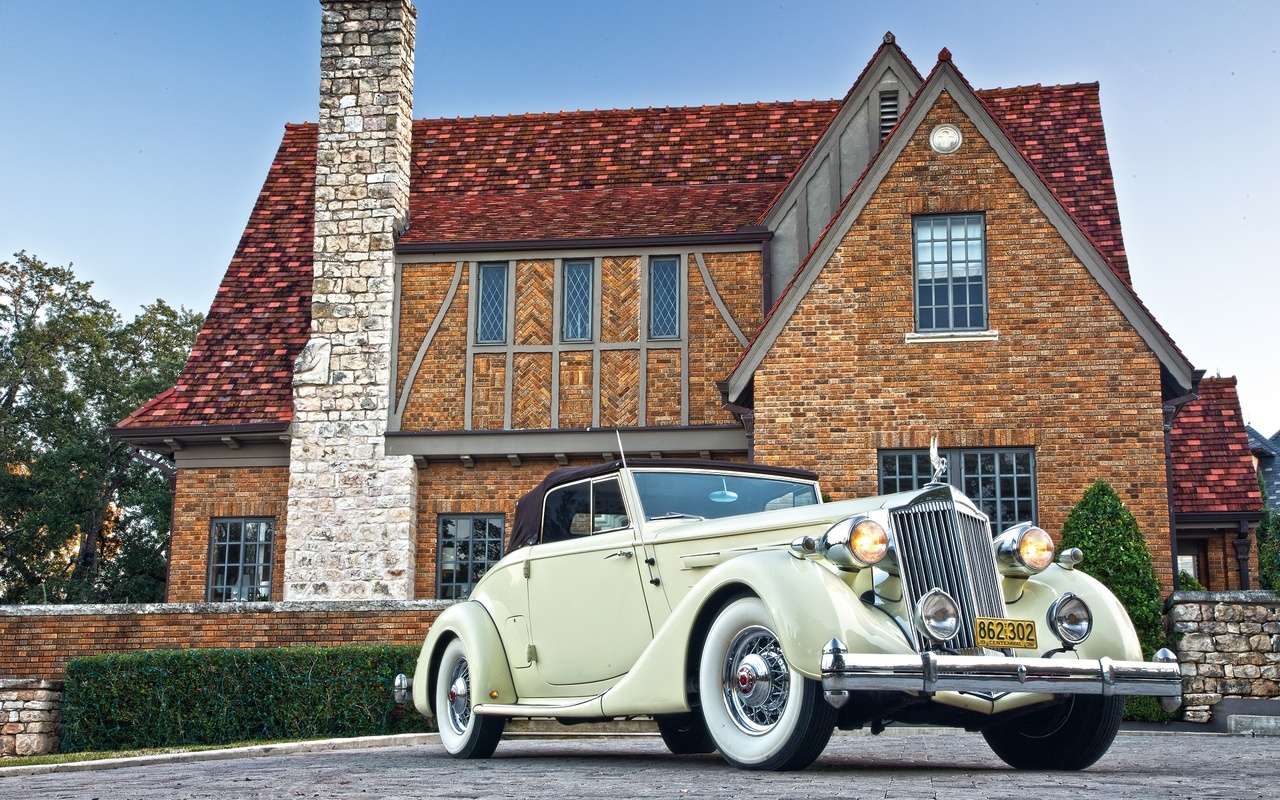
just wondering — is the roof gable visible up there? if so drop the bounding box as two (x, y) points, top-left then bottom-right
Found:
(1169, 377), (1264, 515)
(724, 55), (1193, 404)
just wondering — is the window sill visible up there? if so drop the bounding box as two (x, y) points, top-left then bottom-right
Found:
(904, 330), (999, 344)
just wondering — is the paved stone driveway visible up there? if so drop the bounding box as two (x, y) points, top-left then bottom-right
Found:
(3, 731), (1271, 799)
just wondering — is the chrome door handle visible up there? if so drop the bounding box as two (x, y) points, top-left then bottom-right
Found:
(605, 550), (634, 559)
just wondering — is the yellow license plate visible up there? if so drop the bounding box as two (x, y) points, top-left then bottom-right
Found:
(974, 617), (1037, 649)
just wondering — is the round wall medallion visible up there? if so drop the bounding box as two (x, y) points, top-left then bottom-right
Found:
(929, 124), (963, 154)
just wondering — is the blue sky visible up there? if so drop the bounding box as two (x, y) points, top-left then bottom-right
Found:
(1, 1), (1277, 434)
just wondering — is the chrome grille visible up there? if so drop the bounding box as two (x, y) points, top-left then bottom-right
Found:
(889, 488), (1007, 651)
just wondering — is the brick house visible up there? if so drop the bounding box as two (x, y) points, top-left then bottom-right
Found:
(110, 0), (1201, 608)
(1168, 377), (1264, 589)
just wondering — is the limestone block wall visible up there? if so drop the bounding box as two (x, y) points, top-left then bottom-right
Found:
(1168, 591), (1280, 723)
(1, 679), (62, 757)
(287, 0), (418, 599)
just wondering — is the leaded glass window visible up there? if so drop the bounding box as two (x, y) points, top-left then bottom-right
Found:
(914, 214), (986, 332)
(878, 448), (1036, 534)
(476, 262), (508, 344)
(648, 257), (680, 339)
(438, 514), (505, 600)
(562, 260), (593, 342)
(208, 518), (274, 602)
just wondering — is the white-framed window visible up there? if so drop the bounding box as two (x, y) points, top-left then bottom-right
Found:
(913, 214), (986, 332)
(438, 514), (505, 600)
(561, 259), (594, 342)
(476, 262), (510, 344)
(208, 518), (274, 602)
(648, 256), (680, 340)
(879, 447), (1035, 534)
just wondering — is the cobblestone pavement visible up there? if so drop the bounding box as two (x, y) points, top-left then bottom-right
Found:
(3, 732), (1272, 799)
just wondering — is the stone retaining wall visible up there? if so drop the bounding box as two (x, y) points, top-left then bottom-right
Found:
(1, 679), (63, 757)
(1167, 590), (1280, 723)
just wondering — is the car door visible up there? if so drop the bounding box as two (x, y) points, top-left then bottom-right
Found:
(526, 476), (655, 687)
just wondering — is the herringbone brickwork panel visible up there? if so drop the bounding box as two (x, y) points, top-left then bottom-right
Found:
(687, 259), (739, 425)
(402, 276), (468, 431)
(471, 353), (507, 430)
(397, 262), (460, 398)
(646, 350), (682, 426)
(600, 350), (640, 427)
(601, 257), (639, 342)
(703, 252), (764, 336)
(516, 259), (554, 345)
(512, 352), (553, 429)
(558, 351), (594, 428)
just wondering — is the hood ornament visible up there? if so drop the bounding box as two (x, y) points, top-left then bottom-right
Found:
(929, 436), (948, 484)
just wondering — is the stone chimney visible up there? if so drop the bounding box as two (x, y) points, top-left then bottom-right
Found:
(285, 0), (417, 600)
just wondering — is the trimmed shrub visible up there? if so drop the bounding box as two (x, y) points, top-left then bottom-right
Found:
(61, 644), (430, 752)
(1058, 480), (1173, 723)
(1177, 570), (1207, 592)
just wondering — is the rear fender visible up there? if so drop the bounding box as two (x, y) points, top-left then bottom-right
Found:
(412, 601), (517, 717)
(601, 549), (908, 716)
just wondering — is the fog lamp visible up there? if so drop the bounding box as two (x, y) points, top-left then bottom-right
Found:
(1046, 592), (1092, 645)
(994, 523), (1055, 576)
(913, 588), (960, 644)
(821, 516), (888, 570)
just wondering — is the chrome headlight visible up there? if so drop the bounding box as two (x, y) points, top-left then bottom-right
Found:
(913, 588), (960, 644)
(993, 522), (1055, 576)
(820, 516), (888, 570)
(1046, 592), (1092, 645)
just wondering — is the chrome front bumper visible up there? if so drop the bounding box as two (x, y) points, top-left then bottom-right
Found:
(820, 639), (1182, 708)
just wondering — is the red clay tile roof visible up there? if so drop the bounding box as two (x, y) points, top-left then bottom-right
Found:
(114, 123), (315, 431)
(1169, 377), (1264, 515)
(978, 83), (1130, 284)
(400, 103), (841, 245)
(117, 74), (1139, 430)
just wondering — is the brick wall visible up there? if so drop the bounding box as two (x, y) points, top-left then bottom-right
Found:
(0, 602), (443, 681)
(751, 91), (1174, 585)
(168, 466), (290, 603)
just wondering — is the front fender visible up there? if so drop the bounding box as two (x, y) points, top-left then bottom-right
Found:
(1008, 564), (1144, 661)
(411, 601), (517, 718)
(601, 550), (908, 716)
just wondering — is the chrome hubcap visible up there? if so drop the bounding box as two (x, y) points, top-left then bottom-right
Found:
(722, 625), (790, 734)
(446, 658), (471, 733)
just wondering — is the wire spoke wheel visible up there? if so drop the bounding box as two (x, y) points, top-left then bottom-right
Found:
(434, 639), (504, 759)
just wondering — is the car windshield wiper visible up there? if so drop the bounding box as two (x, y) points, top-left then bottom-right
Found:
(648, 512), (705, 521)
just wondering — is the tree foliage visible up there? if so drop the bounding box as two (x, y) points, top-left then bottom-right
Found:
(1257, 471), (1280, 592)
(1058, 480), (1172, 721)
(0, 251), (202, 603)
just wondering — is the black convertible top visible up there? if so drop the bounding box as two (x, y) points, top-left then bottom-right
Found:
(508, 458), (820, 550)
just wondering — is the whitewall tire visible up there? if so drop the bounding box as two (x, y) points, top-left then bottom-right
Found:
(435, 638), (504, 758)
(697, 596), (836, 770)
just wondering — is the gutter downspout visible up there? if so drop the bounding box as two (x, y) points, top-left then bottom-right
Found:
(1163, 372), (1204, 591)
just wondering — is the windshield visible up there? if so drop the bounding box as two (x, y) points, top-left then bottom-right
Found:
(633, 470), (819, 521)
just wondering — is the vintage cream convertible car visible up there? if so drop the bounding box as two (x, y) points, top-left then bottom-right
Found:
(396, 458), (1181, 771)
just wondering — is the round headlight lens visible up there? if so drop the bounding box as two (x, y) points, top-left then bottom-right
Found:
(914, 588), (960, 643)
(821, 516), (889, 569)
(1047, 592), (1092, 645)
(994, 523), (1056, 576)
(850, 519), (888, 565)
(1017, 526), (1055, 571)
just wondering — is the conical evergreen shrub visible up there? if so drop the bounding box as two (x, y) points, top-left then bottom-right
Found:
(1058, 480), (1172, 721)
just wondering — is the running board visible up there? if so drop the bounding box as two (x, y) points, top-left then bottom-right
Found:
(474, 696), (605, 718)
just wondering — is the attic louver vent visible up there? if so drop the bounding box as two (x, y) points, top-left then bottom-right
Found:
(879, 90), (900, 141)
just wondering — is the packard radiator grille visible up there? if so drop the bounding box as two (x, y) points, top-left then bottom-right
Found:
(889, 491), (1007, 651)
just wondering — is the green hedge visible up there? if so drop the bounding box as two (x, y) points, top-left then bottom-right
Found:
(61, 645), (432, 752)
